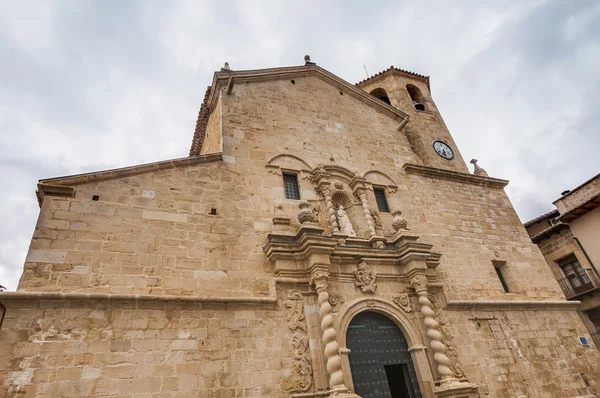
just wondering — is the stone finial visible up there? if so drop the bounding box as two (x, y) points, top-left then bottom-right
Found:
(470, 159), (489, 177)
(304, 55), (316, 66)
(221, 62), (232, 72)
(391, 208), (409, 232)
(297, 200), (314, 224)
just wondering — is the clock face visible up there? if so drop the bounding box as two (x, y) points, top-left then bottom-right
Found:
(432, 140), (454, 160)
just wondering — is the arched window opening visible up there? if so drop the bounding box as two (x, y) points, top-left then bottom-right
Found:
(406, 84), (426, 111)
(370, 88), (391, 105)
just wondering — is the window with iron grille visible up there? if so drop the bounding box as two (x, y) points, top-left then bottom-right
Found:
(283, 173), (300, 200)
(374, 188), (390, 212)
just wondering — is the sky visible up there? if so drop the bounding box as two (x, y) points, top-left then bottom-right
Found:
(1, 0), (599, 290)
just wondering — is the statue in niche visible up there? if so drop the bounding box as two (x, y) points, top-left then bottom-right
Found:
(336, 205), (356, 237)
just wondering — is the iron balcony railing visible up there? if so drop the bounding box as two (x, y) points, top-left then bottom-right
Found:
(557, 268), (600, 299)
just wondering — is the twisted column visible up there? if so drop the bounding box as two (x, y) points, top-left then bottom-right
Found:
(322, 187), (339, 234)
(311, 271), (346, 390)
(410, 276), (458, 385)
(358, 191), (376, 237)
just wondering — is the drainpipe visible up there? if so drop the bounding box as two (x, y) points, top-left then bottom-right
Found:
(573, 237), (599, 277)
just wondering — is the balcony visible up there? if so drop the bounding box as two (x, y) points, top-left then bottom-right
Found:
(558, 268), (600, 299)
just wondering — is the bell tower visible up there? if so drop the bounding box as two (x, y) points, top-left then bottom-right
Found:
(356, 67), (468, 173)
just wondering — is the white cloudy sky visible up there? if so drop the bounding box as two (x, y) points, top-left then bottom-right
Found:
(1, 0), (599, 290)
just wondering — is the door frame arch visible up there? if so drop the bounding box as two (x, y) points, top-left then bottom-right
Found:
(335, 297), (435, 398)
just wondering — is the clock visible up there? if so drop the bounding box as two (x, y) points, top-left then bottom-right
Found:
(432, 140), (454, 160)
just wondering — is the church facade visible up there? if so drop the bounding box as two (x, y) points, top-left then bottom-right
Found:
(0, 62), (598, 397)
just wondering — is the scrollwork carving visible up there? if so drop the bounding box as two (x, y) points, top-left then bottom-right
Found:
(284, 332), (313, 392)
(328, 293), (345, 312)
(392, 294), (412, 312)
(354, 261), (377, 293)
(284, 290), (306, 331)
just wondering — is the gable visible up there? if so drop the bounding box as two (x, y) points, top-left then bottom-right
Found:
(190, 65), (410, 156)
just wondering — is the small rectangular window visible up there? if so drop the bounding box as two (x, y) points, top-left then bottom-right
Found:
(374, 188), (390, 212)
(283, 173), (300, 200)
(494, 266), (509, 293)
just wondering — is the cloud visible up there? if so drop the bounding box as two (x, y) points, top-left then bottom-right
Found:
(0, 0), (599, 290)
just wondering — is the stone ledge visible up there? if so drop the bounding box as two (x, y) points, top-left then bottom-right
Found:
(403, 163), (509, 189)
(446, 299), (581, 311)
(38, 152), (223, 186)
(0, 277), (309, 309)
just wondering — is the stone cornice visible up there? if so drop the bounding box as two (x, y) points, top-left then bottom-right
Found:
(0, 277), (308, 308)
(446, 299), (581, 311)
(207, 65), (410, 123)
(38, 153), (223, 186)
(402, 163), (509, 189)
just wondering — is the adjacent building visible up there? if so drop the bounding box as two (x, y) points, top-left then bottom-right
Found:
(1, 61), (598, 397)
(525, 173), (600, 348)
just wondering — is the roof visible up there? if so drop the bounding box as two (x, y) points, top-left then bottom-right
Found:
(530, 222), (569, 243)
(189, 64), (411, 156)
(558, 192), (600, 223)
(523, 209), (559, 227)
(355, 65), (431, 92)
(553, 172), (600, 203)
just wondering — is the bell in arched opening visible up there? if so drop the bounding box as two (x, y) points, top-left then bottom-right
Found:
(413, 101), (425, 111)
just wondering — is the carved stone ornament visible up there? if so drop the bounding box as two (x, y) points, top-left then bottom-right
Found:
(369, 208), (385, 236)
(408, 275), (426, 292)
(393, 294), (412, 312)
(354, 260), (377, 293)
(284, 332), (313, 392)
(310, 271), (329, 291)
(284, 290), (306, 331)
(391, 208), (409, 232)
(297, 200), (314, 224)
(470, 158), (489, 177)
(328, 293), (345, 312)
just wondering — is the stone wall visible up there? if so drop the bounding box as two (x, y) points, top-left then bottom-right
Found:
(0, 298), (291, 397)
(201, 95), (222, 155)
(446, 307), (599, 398)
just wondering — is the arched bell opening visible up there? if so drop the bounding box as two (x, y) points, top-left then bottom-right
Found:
(347, 311), (422, 398)
(370, 88), (392, 106)
(406, 84), (426, 111)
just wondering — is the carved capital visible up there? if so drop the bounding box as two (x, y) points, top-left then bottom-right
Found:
(409, 275), (427, 292)
(310, 271), (329, 292)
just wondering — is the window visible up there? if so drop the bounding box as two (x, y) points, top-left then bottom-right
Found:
(494, 265), (510, 293)
(283, 173), (300, 200)
(558, 254), (592, 292)
(374, 188), (390, 212)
